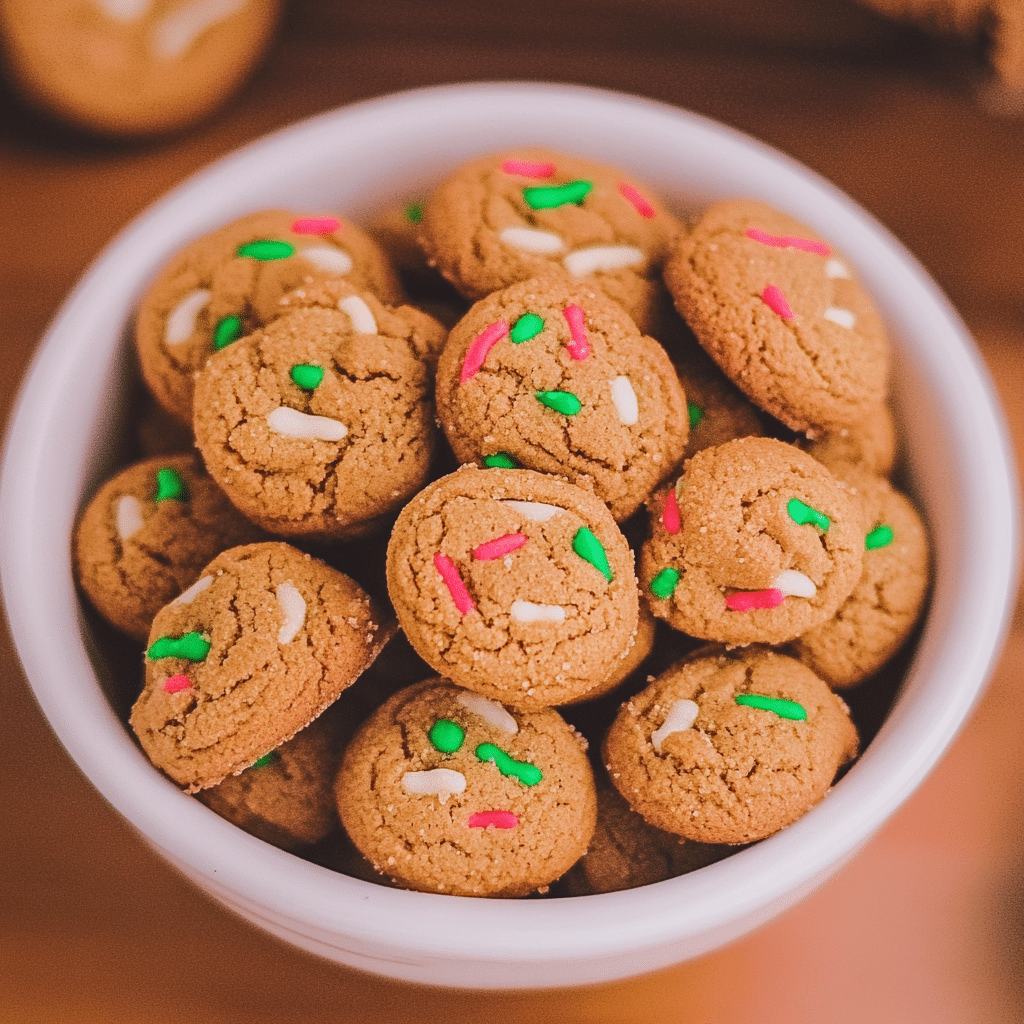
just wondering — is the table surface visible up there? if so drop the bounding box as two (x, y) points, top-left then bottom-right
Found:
(3, 2), (1024, 1020)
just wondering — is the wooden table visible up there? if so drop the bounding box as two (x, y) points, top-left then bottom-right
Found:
(3, 2), (1023, 1020)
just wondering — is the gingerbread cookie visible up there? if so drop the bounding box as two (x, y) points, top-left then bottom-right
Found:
(130, 541), (393, 792)
(664, 199), (890, 433)
(434, 277), (689, 521)
(603, 646), (859, 844)
(802, 403), (898, 478)
(386, 466), (639, 709)
(640, 437), (866, 646)
(335, 678), (596, 896)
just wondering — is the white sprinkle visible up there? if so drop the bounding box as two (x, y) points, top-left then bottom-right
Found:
(150, 0), (245, 60)
(164, 288), (210, 346)
(173, 575), (213, 606)
(773, 569), (817, 598)
(338, 294), (377, 334)
(823, 306), (856, 329)
(499, 499), (562, 522)
(499, 226), (565, 254)
(95, 0), (151, 21)
(402, 768), (466, 803)
(510, 600), (565, 623)
(651, 699), (700, 753)
(298, 244), (354, 275)
(825, 258), (850, 279)
(266, 406), (348, 441)
(275, 581), (306, 643)
(563, 245), (644, 277)
(457, 691), (518, 734)
(115, 495), (144, 541)
(609, 375), (639, 425)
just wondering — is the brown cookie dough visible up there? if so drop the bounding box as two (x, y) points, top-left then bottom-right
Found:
(135, 209), (403, 424)
(419, 148), (682, 332)
(802, 403), (898, 478)
(386, 466), (640, 709)
(192, 304), (436, 541)
(335, 678), (597, 896)
(130, 541), (393, 792)
(603, 646), (859, 844)
(435, 277), (689, 521)
(73, 453), (264, 641)
(664, 199), (890, 433)
(640, 437), (866, 646)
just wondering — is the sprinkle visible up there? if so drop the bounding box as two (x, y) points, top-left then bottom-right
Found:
(564, 245), (643, 277)
(405, 202), (423, 223)
(338, 294), (377, 334)
(536, 390), (581, 416)
(772, 569), (817, 598)
(172, 575), (213, 606)
(434, 552), (475, 615)
(509, 312), (545, 343)
(151, 0), (246, 59)
(299, 245), (353, 274)
(403, 768), (466, 801)
(865, 524), (894, 550)
(502, 159), (556, 177)
(609, 376), (639, 425)
(275, 582), (306, 643)
(745, 228), (830, 256)
(562, 304), (591, 360)
(468, 811), (518, 829)
(522, 180), (593, 210)
(162, 674), (191, 694)
(572, 527), (613, 581)
(290, 364), (324, 390)
(499, 227), (564, 254)
(267, 406), (347, 441)
(510, 600), (565, 623)
(651, 698), (699, 753)
(649, 567), (680, 599)
(825, 258), (850, 279)
(457, 692), (518, 734)
(662, 489), (681, 533)
(147, 632), (210, 661)
(251, 751), (278, 768)
(761, 284), (795, 320)
(688, 402), (704, 429)
(154, 467), (188, 502)
(823, 306), (856, 329)
(291, 216), (340, 234)
(473, 533), (528, 561)
(734, 693), (807, 721)
(499, 499), (561, 521)
(165, 289), (210, 346)
(483, 452), (519, 469)
(460, 320), (510, 383)
(787, 497), (830, 531)
(476, 743), (543, 786)
(429, 719), (465, 754)
(212, 314), (243, 350)
(725, 589), (785, 612)
(115, 495), (144, 541)
(237, 239), (294, 260)
(618, 182), (655, 218)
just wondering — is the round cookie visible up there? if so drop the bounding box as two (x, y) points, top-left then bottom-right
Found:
(791, 468), (930, 689)
(419, 148), (682, 332)
(192, 304), (436, 541)
(130, 541), (393, 792)
(386, 466), (640, 709)
(640, 437), (866, 646)
(603, 646), (859, 844)
(435, 277), (689, 521)
(136, 209), (403, 425)
(73, 453), (264, 641)
(802, 403), (898, 478)
(664, 199), (890, 434)
(336, 677), (597, 896)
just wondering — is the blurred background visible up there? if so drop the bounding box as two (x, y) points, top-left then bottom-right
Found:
(2, 1), (1023, 1020)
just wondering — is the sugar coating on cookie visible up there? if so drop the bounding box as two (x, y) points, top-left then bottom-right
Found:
(335, 678), (597, 896)
(434, 277), (689, 521)
(130, 542), (393, 792)
(386, 466), (640, 709)
(603, 647), (859, 844)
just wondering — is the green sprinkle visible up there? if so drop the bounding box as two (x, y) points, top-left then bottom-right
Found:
(147, 632), (211, 661)
(522, 180), (593, 210)
(510, 312), (545, 344)
(251, 751), (278, 769)
(536, 390), (582, 416)
(734, 693), (807, 721)
(213, 314), (243, 350)
(787, 497), (830, 531)
(476, 743), (543, 786)
(154, 467), (188, 502)
(688, 402), (705, 429)
(865, 524), (894, 550)
(649, 567), (680, 600)
(572, 527), (613, 581)
(236, 239), (295, 261)
(290, 363), (325, 390)
(483, 452), (519, 469)
(429, 718), (465, 754)
(405, 202), (424, 223)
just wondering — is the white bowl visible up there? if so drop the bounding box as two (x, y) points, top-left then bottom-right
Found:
(1, 82), (1019, 989)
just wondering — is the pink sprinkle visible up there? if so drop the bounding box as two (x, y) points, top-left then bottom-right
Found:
(473, 533), (528, 561)
(662, 490), (681, 533)
(761, 284), (795, 320)
(468, 810), (519, 829)
(746, 228), (830, 256)
(460, 320), (510, 384)
(562, 304), (591, 361)
(501, 159), (555, 178)
(163, 674), (191, 693)
(618, 182), (655, 218)
(434, 552), (475, 615)
(291, 216), (341, 235)
(726, 588), (785, 612)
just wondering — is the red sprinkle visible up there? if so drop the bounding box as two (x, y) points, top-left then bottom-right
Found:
(468, 810), (519, 829)
(291, 216), (341, 235)
(618, 182), (655, 218)
(662, 489), (681, 533)
(460, 320), (510, 383)
(562, 304), (591, 361)
(726, 588), (785, 612)
(163, 674), (191, 693)
(473, 533), (528, 560)
(501, 159), (555, 178)
(434, 552), (475, 615)
(745, 228), (830, 256)
(761, 285), (795, 320)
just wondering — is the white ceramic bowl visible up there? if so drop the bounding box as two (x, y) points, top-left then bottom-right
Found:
(1, 82), (1019, 989)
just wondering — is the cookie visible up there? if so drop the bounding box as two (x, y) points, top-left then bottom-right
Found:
(434, 277), (689, 521)
(664, 199), (890, 433)
(419, 148), (682, 331)
(335, 677), (597, 896)
(802, 403), (898, 478)
(192, 304), (436, 541)
(386, 466), (640, 709)
(603, 646), (859, 844)
(136, 209), (403, 424)
(640, 437), (866, 646)
(130, 541), (393, 792)
(73, 453), (264, 641)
